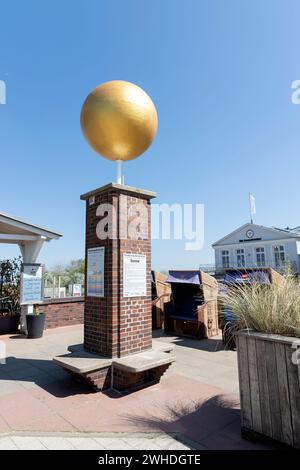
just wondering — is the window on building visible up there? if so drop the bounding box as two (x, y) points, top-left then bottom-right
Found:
(273, 245), (285, 267)
(256, 247), (265, 267)
(236, 249), (245, 267)
(221, 250), (230, 268)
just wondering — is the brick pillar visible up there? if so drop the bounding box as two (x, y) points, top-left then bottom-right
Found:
(80, 183), (156, 358)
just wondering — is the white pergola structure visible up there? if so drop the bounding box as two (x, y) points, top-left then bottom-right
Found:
(0, 211), (62, 330)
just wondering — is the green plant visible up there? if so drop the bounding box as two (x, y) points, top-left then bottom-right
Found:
(224, 274), (300, 338)
(44, 259), (85, 289)
(33, 304), (40, 315)
(0, 257), (21, 314)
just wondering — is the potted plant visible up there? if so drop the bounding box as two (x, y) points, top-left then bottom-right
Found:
(0, 258), (21, 334)
(26, 304), (45, 339)
(224, 273), (300, 448)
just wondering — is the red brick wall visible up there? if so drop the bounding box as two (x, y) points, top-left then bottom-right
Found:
(113, 364), (170, 392)
(82, 185), (154, 358)
(41, 297), (84, 329)
(67, 363), (171, 392)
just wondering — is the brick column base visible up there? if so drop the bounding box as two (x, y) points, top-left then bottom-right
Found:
(65, 363), (171, 393)
(113, 363), (170, 392)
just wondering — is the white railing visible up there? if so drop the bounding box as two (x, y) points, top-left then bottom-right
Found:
(199, 260), (298, 275)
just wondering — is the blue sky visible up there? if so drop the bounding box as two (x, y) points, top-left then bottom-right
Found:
(0, 0), (300, 271)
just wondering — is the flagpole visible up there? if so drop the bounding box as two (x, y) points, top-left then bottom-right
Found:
(249, 192), (253, 224)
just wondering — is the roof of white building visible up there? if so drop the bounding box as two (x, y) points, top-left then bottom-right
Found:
(212, 222), (300, 247)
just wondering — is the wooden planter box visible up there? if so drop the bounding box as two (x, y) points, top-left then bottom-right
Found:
(236, 329), (300, 448)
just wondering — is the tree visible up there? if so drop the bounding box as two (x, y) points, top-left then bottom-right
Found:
(67, 259), (85, 275)
(44, 259), (85, 290)
(65, 259), (85, 285)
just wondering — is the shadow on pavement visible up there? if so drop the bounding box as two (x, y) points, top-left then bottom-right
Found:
(152, 329), (227, 353)
(122, 394), (282, 450)
(0, 356), (93, 397)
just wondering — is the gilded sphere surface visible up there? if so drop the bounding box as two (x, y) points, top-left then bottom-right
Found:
(80, 80), (158, 161)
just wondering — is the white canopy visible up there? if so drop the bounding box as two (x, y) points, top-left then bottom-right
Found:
(0, 211), (62, 263)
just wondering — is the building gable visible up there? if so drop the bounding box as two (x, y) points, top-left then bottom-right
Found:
(213, 223), (299, 247)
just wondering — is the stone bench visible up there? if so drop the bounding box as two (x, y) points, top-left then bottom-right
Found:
(53, 351), (112, 375)
(113, 349), (175, 373)
(54, 341), (175, 392)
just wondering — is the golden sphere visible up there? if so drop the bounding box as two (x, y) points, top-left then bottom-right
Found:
(80, 80), (158, 161)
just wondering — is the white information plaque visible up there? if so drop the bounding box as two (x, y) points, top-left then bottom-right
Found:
(87, 247), (105, 297)
(123, 253), (147, 298)
(20, 264), (43, 305)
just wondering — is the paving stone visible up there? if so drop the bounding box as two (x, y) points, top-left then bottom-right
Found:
(0, 433), (190, 450)
(0, 369), (10, 380)
(94, 437), (135, 450)
(132, 439), (170, 450)
(0, 415), (10, 432)
(11, 436), (46, 450)
(72, 438), (105, 450)
(0, 380), (25, 396)
(150, 436), (192, 450)
(38, 436), (75, 450)
(0, 437), (18, 450)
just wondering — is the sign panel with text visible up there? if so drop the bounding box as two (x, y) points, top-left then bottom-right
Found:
(87, 247), (105, 297)
(123, 253), (147, 297)
(20, 264), (43, 305)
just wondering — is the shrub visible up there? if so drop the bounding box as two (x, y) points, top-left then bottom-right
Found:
(224, 273), (300, 338)
(0, 257), (21, 314)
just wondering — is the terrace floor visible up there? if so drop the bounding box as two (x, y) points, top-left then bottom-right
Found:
(0, 325), (277, 450)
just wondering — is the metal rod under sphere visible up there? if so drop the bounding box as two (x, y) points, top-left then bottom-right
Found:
(116, 160), (122, 184)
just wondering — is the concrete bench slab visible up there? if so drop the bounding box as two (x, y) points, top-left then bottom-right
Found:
(53, 352), (112, 374)
(54, 348), (174, 375)
(113, 350), (175, 374)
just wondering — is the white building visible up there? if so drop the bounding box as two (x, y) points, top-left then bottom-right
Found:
(212, 223), (300, 273)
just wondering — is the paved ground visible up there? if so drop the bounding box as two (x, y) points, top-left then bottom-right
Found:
(0, 432), (191, 450)
(0, 325), (276, 450)
(153, 329), (239, 395)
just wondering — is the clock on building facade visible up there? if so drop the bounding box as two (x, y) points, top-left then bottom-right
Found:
(246, 229), (254, 239)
